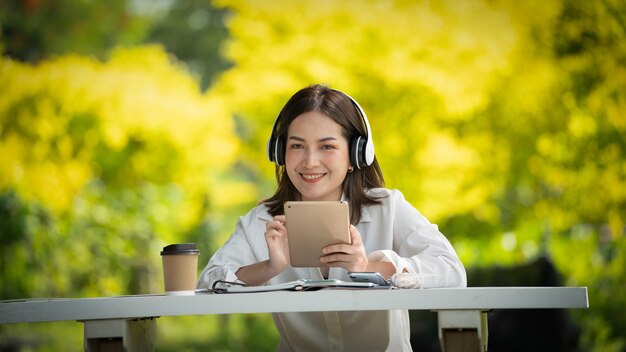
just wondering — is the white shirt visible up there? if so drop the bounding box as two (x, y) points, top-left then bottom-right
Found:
(197, 188), (467, 351)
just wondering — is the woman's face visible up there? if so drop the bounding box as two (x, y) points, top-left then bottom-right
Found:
(285, 111), (351, 201)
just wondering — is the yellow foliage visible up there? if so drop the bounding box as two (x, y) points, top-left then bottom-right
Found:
(0, 1), (624, 349)
(206, 0), (571, 225)
(416, 131), (485, 219)
(214, 0), (523, 115)
(0, 45), (240, 217)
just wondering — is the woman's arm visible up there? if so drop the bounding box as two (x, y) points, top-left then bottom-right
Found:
(321, 189), (466, 287)
(381, 190), (467, 287)
(235, 215), (290, 285)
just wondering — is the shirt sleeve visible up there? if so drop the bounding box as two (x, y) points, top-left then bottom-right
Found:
(196, 215), (259, 289)
(367, 190), (467, 288)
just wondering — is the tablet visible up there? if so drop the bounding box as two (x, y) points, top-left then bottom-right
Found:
(284, 201), (351, 267)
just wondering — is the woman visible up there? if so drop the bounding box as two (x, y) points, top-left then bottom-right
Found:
(197, 84), (466, 351)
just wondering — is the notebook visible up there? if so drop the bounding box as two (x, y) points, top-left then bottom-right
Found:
(221, 279), (379, 293)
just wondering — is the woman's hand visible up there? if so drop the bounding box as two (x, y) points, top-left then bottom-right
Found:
(265, 215), (290, 273)
(319, 225), (369, 272)
(234, 215), (290, 286)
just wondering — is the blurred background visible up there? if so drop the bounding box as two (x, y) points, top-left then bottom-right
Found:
(0, 0), (624, 351)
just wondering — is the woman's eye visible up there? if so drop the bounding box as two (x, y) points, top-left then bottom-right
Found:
(289, 143), (303, 149)
(321, 144), (336, 150)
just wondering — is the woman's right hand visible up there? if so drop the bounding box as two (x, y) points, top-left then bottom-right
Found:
(235, 215), (290, 285)
(265, 215), (290, 273)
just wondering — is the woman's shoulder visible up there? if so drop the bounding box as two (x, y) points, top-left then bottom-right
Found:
(363, 188), (430, 224)
(366, 187), (404, 200)
(238, 203), (273, 227)
(365, 188), (417, 212)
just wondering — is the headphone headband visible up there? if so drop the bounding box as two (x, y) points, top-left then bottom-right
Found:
(267, 87), (375, 169)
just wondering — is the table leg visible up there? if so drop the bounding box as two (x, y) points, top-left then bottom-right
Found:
(437, 310), (488, 352)
(82, 317), (157, 352)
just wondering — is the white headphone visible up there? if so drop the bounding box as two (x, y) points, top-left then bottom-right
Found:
(267, 88), (375, 169)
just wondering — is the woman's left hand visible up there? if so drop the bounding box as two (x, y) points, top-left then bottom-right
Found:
(320, 225), (369, 272)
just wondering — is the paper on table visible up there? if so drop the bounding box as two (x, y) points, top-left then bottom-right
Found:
(223, 279), (379, 293)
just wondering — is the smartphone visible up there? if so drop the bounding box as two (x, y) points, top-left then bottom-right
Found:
(348, 272), (390, 287)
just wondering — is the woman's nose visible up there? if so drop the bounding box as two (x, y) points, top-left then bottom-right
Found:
(303, 149), (320, 168)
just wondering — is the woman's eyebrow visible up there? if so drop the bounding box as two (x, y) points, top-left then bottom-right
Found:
(287, 136), (338, 142)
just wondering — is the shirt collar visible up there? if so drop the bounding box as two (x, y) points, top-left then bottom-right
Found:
(257, 194), (374, 223)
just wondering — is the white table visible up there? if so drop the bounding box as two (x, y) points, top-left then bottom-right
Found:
(0, 287), (588, 352)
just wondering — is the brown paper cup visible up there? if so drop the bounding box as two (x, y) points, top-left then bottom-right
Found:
(160, 243), (199, 295)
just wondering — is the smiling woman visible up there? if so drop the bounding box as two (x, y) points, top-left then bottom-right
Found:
(197, 84), (467, 351)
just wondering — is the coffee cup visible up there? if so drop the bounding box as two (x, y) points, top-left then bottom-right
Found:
(160, 243), (200, 295)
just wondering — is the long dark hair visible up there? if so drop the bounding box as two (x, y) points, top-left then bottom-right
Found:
(262, 84), (385, 224)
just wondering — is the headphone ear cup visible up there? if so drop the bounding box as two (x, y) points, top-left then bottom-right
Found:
(275, 136), (286, 166)
(350, 136), (366, 169)
(267, 136), (276, 163)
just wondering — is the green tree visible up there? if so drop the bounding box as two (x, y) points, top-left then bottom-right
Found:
(144, 0), (232, 90)
(0, 0), (151, 62)
(0, 0), (230, 90)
